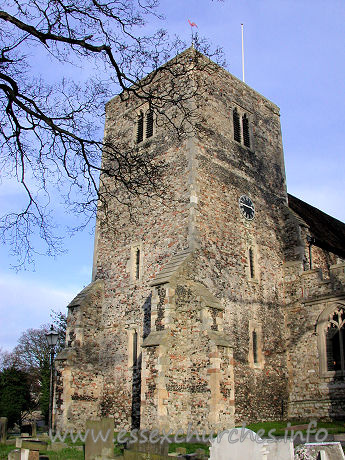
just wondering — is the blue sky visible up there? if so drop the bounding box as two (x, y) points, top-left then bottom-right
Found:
(1, 0), (344, 351)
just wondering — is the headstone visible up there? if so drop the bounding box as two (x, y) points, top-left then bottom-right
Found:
(266, 440), (294, 460)
(194, 448), (208, 459)
(85, 418), (114, 460)
(301, 442), (345, 460)
(126, 439), (169, 456)
(31, 423), (37, 438)
(20, 441), (47, 451)
(0, 417), (8, 442)
(27, 451), (39, 460)
(124, 438), (170, 460)
(47, 441), (68, 452)
(20, 449), (30, 460)
(7, 449), (20, 460)
(209, 428), (294, 460)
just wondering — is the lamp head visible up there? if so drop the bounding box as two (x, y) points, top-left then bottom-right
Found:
(45, 324), (59, 348)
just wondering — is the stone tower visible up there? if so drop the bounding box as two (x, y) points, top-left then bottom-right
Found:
(54, 48), (345, 432)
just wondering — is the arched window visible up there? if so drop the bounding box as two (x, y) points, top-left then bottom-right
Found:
(326, 307), (345, 371)
(318, 304), (345, 375)
(137, 111), (144, 143)
(242, 114), (250, 148)
(146, 110), (154, 138)
(233, 108), (241, 143)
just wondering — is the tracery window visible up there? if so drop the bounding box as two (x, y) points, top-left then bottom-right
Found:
(326, 307), (345, 372)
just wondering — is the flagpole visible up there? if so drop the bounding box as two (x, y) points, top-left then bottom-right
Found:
(241, 23), (245, 83)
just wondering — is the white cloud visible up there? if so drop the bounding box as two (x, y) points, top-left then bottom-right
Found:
(0, 272), (82, 351)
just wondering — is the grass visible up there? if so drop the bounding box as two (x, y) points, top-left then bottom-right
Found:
(2, 420), (344, 459)
(169, 442), (209, 455)
(244, 420), (345, 437)
(0, 444), (14, 460)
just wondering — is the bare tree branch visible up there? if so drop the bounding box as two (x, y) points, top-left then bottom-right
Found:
(0, 0), (225, 267)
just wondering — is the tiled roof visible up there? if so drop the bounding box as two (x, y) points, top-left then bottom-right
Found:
(288, 194), (345, 259)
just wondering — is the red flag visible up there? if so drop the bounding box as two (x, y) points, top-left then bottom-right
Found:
(188, 19), (198, 27)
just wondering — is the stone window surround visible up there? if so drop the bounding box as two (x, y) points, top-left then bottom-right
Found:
(130, 242), (143, 282)
(127, 326), (141, 368)
(246, 241), (260, 283)
(317, 301), (345, 378)
(135, 103), (155, 145)
(232, 104), (253, 150)
(248, 320), (264, 369)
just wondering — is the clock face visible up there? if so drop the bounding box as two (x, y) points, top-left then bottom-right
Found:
(239, 195), (255, 220)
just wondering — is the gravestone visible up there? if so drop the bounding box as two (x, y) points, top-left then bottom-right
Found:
(124, 438), (170, 460)
(209, 428), (294, 460)
(302, 442), (345, 460)
(85, 418), (114, 460)
(0, 417), (8, 443)
(7, 449), (20, 460)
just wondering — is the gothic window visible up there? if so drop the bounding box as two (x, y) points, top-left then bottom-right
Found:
(146, 110), (154, 138)
(242, 114), (250, 148)
(233, 108), (241, 143)
(326, 308), (345, 372)
(318, 304), (345, 376)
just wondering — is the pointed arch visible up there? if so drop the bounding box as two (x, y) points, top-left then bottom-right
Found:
(317, 302), (345, 375)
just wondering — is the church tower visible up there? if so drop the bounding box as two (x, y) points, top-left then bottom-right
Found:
(54, 48), (292, 432)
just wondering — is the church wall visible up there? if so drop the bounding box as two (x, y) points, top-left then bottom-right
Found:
(284, 221), (345, 420)
(55, 49), (345, 432)
(185, 67), (289, 423)
(55, 80), (200, 430)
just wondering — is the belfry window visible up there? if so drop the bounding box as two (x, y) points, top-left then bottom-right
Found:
(137, 111), (144, 143)
(233, 108), (241, 143)
(146, 110), (154, 138)
(326, 307), (345, 372)
(136, 108), (154, 143)
(242, 114), (250, 148)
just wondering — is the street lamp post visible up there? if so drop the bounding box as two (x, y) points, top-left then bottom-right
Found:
(45, 324), (58, 433)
